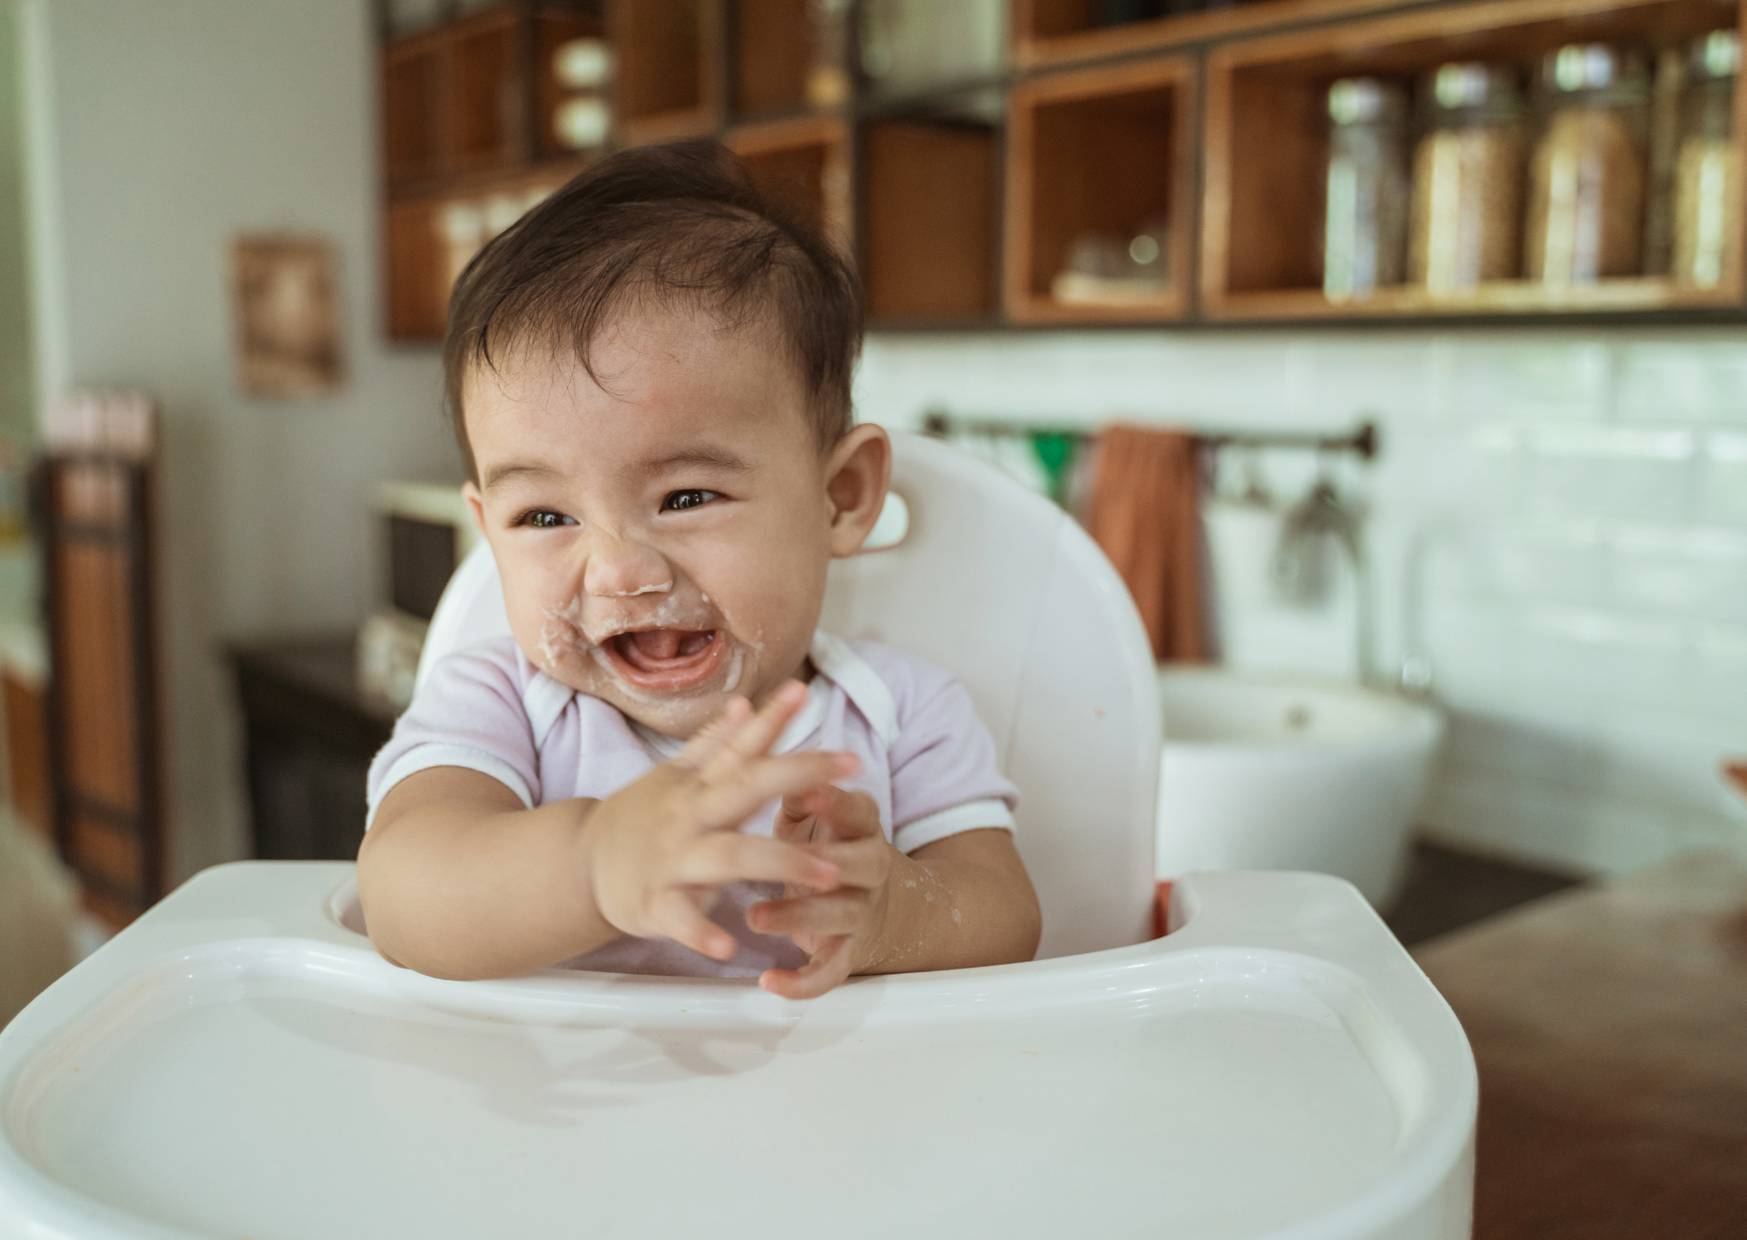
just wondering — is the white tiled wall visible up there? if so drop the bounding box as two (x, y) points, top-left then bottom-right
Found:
(854, 328), (1747, 875)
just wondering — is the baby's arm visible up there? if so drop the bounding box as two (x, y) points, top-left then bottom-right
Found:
(866, 827), (1041, 974)
(358, 685), (854, 980)
(358, 769), (611, 979)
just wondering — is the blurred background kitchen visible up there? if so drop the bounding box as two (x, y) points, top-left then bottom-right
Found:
(1, 0), (1745, 1221)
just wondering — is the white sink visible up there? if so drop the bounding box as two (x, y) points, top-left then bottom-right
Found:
(1157, 669), (1445, 908)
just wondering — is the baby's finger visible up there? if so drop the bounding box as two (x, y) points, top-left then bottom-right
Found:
(760, 936), (852, 1000)
(699, 681), (807, 780)
(672, 695), (751, 770)
(810, 786), (883, 842)
(692, 750), (859, 831)
(652, 890), (737, 962)
(774, 787), (827, 844)
(801, 837), (892, 890)
(747, 891), (863, 939)
(674, 833), (840, 890)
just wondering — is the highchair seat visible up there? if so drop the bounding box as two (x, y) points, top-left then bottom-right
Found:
(0, 434), (1476, 1238)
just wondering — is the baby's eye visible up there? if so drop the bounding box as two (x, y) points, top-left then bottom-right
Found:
(661, 489), (721, 513)
(516, 509), (576, 530)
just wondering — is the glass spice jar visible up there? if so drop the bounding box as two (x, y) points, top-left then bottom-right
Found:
(1409, 62), (1527, 291)
(1524, 44), (1651, 285)
(1323, 77), (1411, 300)
(806, 0), (852, 109)
(1672, 30), (1741, 288)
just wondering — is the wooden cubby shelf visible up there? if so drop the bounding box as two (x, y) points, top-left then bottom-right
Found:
(1012, 0), (1404, 70)
(383, 4), (596, 194)
(380, 0), (1747, 341)
(730, 0), (840, 120)
(726, 114), (852, 252)
(862, 120), (1001, 324)
(1007, 56), (1195, 323)
(610, 0), (721, 145)
(1202, 0), (1747, 320)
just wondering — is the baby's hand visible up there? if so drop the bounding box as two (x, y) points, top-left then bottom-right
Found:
(583, 683), (854, 962)
(750, 786), (901, 999)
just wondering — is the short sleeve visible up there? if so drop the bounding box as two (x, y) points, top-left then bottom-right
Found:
(887, 674), (1019, 855)
(364, 638), (539, 829)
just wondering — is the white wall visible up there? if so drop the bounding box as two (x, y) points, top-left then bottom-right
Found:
(23, 0), (459, 878)
(0, 0), (33, 442)
(857, 329), (1747, 876)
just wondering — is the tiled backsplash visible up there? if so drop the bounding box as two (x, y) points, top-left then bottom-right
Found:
(855, 329), (1747, 875)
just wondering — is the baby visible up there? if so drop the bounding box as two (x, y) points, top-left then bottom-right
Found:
(359, 141), (1041, 999)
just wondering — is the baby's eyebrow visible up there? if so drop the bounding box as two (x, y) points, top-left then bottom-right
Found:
(481, 461), (562, 491)
(639, 447), (752, 475)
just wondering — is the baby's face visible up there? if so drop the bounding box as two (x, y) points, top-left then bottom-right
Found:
(462, 304), (867, 738)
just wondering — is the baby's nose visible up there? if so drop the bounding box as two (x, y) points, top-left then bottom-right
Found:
(582, 533), (673, 599)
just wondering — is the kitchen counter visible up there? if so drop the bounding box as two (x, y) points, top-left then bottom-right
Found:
(1414, 851), (1747, 1239)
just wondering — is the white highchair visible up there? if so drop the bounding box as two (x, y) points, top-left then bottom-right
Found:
(0, 434), (1476, 1239)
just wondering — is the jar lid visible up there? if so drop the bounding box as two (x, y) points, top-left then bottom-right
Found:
(1328, 77), (1408, 125)
(1425, 62), (1521, 113)
(1540, 43), (1649, 94)
(1688, 29), (1740, 81)
(553, 38), (613, 91)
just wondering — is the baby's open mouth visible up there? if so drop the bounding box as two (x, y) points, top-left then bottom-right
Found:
(601, 627), (727, 692)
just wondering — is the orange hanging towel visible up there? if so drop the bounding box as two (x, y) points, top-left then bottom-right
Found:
(1083, 424), (1212, 663)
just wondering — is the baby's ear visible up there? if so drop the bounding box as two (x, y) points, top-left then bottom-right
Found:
(824, 425), (892, 558)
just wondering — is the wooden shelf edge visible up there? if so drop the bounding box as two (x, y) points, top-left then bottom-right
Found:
(385, 2), (522, 59)
(866, 316), (1007, 333)
(726, 104), (849, 130)
(854, 70), (1013, 120)
(1007, 293), (1189, 324)
(1206, 0), (1741, 70)
(1009, 51), (1193, 105)
(1012, 0), (1406, 71)
(1205, 280), (1747, 321)
(724, 113), (848, 156)
(620, 107), (721, 147)
(387, 154), (593, 204)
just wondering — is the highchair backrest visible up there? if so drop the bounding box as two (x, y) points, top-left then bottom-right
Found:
(417, 432), (1160, 958)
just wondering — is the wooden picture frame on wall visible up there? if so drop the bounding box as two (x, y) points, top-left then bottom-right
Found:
(232, 235), (345, 400)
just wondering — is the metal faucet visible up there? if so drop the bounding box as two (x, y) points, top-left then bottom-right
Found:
(1395, 522), (1448, 702)
(1271, 477), (1377, 687)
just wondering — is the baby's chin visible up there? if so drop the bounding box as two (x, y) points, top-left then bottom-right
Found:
(608, 691), (724, 740)
(539, 661), (724, 739)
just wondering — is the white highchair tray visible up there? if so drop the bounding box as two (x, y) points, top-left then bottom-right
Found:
(0, 863), (1475, 1240)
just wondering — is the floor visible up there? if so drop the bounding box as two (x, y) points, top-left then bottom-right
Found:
(1412, 849), (1747, 1238)
(0, 810), (78, 1028)
(1384, 839), (1581, 947)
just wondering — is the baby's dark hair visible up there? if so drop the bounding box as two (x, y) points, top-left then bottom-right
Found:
(442, 140), (864, 480)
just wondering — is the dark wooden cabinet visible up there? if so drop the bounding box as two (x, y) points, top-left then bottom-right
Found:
(228, 636), (396, 862)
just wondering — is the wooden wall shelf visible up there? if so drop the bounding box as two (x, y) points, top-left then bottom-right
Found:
(382, 4), (596, 192)
(1214, 278), (1745, 322)
(862, 120), (1000, 323)
(379, 0), (1747, 341)
(726, 114), (851, 252)
(730, 0), (838, 120)
(1006, 56), (1194, 323)
(1011, 0), (1405, 70)
(1202, 0), (1746, 319)
(610, 0), (721, 145)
